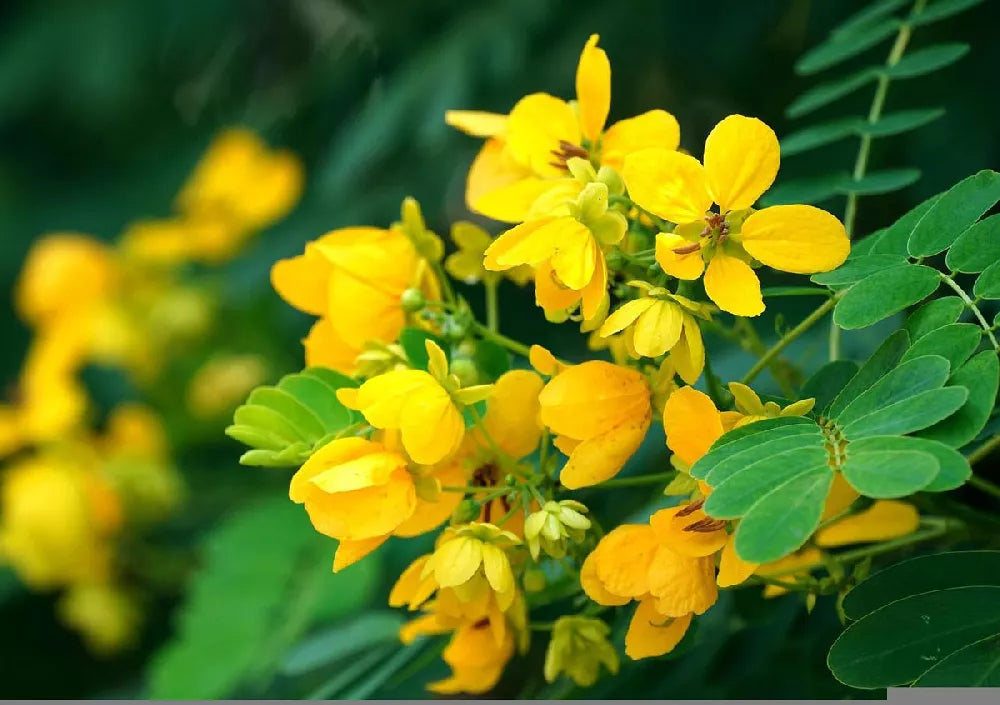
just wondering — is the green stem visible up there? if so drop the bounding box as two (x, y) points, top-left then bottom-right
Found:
(968, 474), (1000, 502)
(742, 296), (837, 385)
(591, 470), (676, 489)
(442, 484), (505, 494)
(473, 322), (533, 359)
(939, 272), (1000, 350)
(485, 278), (499, 333)
(969, 433), (1000, 465)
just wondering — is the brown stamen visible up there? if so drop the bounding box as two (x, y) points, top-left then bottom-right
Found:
(672, 242), (702, 256)
(549, 140), (590, 170)
(684, 518), (727, 533)
(676, 499), (705, 517)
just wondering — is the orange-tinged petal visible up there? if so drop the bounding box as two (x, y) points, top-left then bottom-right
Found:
(548, 220), (598, 290)
(625, 598), (692, 659)
(662, 386), (723, 466)
(632, 300), (684, 358)
(821, 473), (860, 521)
(669, 314), (705, 385)
(816, 500), (919, 547)
(400, 385), (464, 465)
(271, 247), (330, 316)
(579, 251), (608, 321)
(655, 232), (706, 280)
(302, 318), (359, 373)
(400, 613), (449, 644)
(333, 535), (389, 572)
(649, 505), (728, 557)
(534, 260), (582, 313)
(580, 551), (631, 606)
(465, 139), (540, 223)
(539, 360), (650, 440)
(484, 370), (544, 459)
(389, 555), (433, 606)
(741, 205), (850, 274)
(601, 110), (681, 170)
(506, 93), (581, 178)
(354, 370), (436, 429)
(529, 345), (563, 376)
(559, 410), (651, 489)
(289, 437), (379, 503)
(445, 110), (507, 137)
(393, 462), (465, 538)
(717, 534), (758, 587)
(703, 115), (779, 211)
(703, 253), (764, 317)
(576, 34), (611, 141)
(648, 545), (718, 617)
(485, 218), (558, 271)
(593, 524), (659, 597)
(599, 298), (656, 337)
(622, 148), (712, 224)
(303, 468), (416, 540)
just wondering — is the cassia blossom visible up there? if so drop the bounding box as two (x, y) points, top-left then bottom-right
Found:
(623, 115), (849, 316)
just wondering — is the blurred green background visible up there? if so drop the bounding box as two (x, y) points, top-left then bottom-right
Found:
(1, 0), (998, 698)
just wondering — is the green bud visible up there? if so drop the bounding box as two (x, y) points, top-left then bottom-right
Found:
(450, 358), (479, 388)
(590, 212), (628, 246)
(566, 156), (597, 183)
(604, 249), (625, 270)
(576, 182), (609, 224)
(524, 500), (591, 561)
(440, 317), (469, 341)
(523, 568), (547, 593)
(544, 616), (619, 686)
(451, 498), (481, 524)
(596, 165), (625, 196)
(400, 288), (425, 312)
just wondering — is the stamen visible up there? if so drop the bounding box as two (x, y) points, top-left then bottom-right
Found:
(676, 499), (705, 517)
(683, 518), (727, 533)
(672, 242), (702, 256)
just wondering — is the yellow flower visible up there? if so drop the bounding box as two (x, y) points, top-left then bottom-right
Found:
(544, 615), (619, 686)
(524, 500), (591, 560)
(186, 353), (269, 418)
(271, 223), (440, 374)
(539, 360), (651, 489)
(289, 434), (460, 571)
(445, 221), (532, 286)
(599, 282), (707, 382)
(815, 500), (919, 548)
(422, 522), (521, 611)
(429, 617), (516, 694)
(0, 453), (120, 589)
(58, 582), (140, 656)
(623, 114), (849, 316)
(484, 179), (624, 325)
(727, 381), (816, 423)
(448, 35), (680, 223)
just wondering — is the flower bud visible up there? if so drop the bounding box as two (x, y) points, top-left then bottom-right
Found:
(451, 498), (481, 525)
(524, 500), (591, 561)
(544, 616), (619, 686)
(450, 357), (479, 388)
(400, 288), (425, 312)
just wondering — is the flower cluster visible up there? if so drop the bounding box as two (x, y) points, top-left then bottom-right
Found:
(0, 129), (301, 653)
(254, 34), (925, 693)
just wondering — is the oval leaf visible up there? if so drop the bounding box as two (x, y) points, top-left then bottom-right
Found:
(904, 296), (965, 341)
(841, 386), (969, 439)
(811, 254), (907, 287)
(834, 264), (941, 329)
(973, 259), (1000, 300)
(886, 43), (970, 79)
(908, 170), (1000, 257)
(796, 18), (901, 75)
(826, 330), (910, 418)
(945, 213), (1000, 273)
(837, 168), (921, 196)
(918, 350), (1000, 448)
(786, 69), (878, 119)
(840, 436), (941, 497)
(689, 416), (821, 480)
(900, 323), (981, 371)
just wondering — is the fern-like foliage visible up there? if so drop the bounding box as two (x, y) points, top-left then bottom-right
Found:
(763, 0), (984, 235)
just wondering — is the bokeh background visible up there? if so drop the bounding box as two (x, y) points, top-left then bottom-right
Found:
(1, 0), (998, 698)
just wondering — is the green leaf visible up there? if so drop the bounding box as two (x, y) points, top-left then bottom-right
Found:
(688, 416), (821, 480)
(810, 254), (907, 287)
(802, 360), (860, 414)
(786, 69), (878, 119)
(733, 465), (833, 563)
(829, 586), (1000, 688)
(886, 42), (970, 79)
(796, 18), (901, 75)
(908, 170), (1000, 256)
(780, 118), (859, 156)
(974, 259), (1000, 299)
(827, 330), (910, 418)
(868, 193), (942, 255)
(912, 0), (986, 26)
(835, 355), (951, 427)
(843, 551), (1000, 619)
(861, 107), (945, 137)
(759, 173), (845, 206)
(399, 327), (446, 370)
(703, 430), (826, 488)
(832, 0), (908, 37)
(913, 634), (1000, 686)
(904, 296), (965, 340)
(837, 168), (921, 195)
(281, 612), (403, 676)
(226, 369), (359, 467)
(833, 264), (941, 329)
(909, 436), (971, 492)
(474, 338), (511, 382)
(946, 214), (1000, 273)
(919, 350), (1000, 448)
(705, 449), (829, 518)
(841, 386), (969, 439)
(900, 323), (981, 371)
(147, 498), (379, 698)
(839, 436), (940, 497)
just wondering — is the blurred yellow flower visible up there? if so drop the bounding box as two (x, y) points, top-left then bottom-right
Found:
(430, 617), (516, 694)
(624, 114), (849, 316)
(58, 582), (140, 656)
(538, 360), (651, 489)
(544, 615), (619, 686)
(445, 221), (532, 286)
(186, 353), (269, 418)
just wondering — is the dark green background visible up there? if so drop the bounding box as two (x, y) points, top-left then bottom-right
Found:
(0, 0), (996, 697)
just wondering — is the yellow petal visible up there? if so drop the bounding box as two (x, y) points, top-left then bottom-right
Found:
(559, 410), (651, 489)
(662, 386), (723, 466)
(548, 221), (598, 290)
(669, 314), (705, 385)
(400, 613), (449, 644)
(580, 251), (609, 322)
(529, 345), (563, 377)
(601, 110), (681, 170)
(354, 370), (437, 428)
(475, 177), (558, 225)
(622, 148), (713, 223)
(539, 361), (650, 441)
(534, 260), (582, 314)
(821, 473), (860, 521)
(655, 232), (705, 280)
(271, 247), (330, 316)
(625, 598), (692, 659)
(484, 218), (557, 271)
(599, 298), (656, 337)
(303, 468), (416, 540)
(481, 544), (514, 600)
(593, 524), (659, 598)
(289, 437), (378, 503)
(576, 34), (611, 141)
(400, 385), (464, 465)
(703, 253), (764, 317)
(506, 93), (581, 178)
(394, 462), (465, 538)
(433, 537), (484, 587)
(580, 551), (631, 606)
(302, 319), (359, 374)
(310, 451), (407, 493)
(445, 110), (507, 137)
(484, 370), (544, 459)
(816, 500), (919, 547)
(333, 535), (389, 572)
(632, 300), (684, 358)
(741, 205), (850, 274)
(717, 534), (758, 587)
(703, 115), (779, 211)
(649, 505), (728, 558)
(464, 139), (545, 223)
(648, 546), (718, 617)
(389, 555), (433, 606)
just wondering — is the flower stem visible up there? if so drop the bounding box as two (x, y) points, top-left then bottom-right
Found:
(968, 474), (1000, 502)
(485, 278), (499, 333)
(741, 296), (837, 385)
(969, 433), (1000, 465)
(473, 322), (533, 359)
(939, 272), (1000, 350)
(591, 471), (677, 489)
